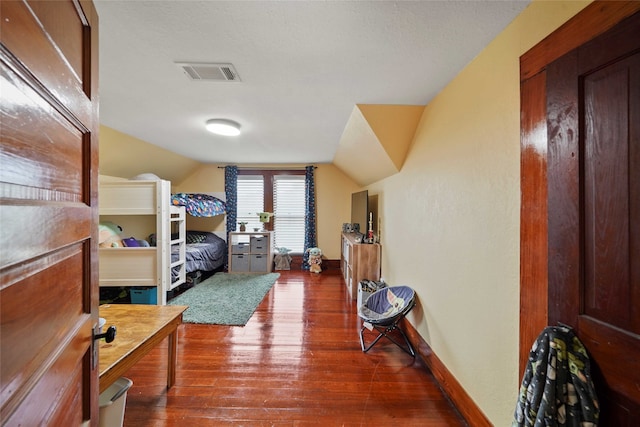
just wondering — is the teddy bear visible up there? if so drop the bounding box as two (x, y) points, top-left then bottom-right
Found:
(98, 221), (124, 248)
(274, 247), (293, 270)
(306, 247), (322, 273)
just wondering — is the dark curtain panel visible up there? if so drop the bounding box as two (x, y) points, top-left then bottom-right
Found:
(302, 165), (317, 270)
(224, 165), (238, 271)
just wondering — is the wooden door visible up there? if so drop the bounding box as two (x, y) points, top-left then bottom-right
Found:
(0, 1), (100, 425)
(547, 11), (639, 424)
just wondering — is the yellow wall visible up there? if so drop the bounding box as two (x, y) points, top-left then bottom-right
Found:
(100, 121), (360, 258)
(172, 165), (227, 234)
(315, 164), (361, 258)
(175, 164), (360, 259)
(99, 125), (200, 184)
(367, 1), (591, 424)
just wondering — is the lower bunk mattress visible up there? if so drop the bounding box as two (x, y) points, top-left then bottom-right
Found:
(172, 231), (226, 279)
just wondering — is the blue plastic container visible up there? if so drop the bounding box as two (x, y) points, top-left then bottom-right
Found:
(130, 287), (157, 304)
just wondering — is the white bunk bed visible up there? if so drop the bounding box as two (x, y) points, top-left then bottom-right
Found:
(98, 178), (186, 305)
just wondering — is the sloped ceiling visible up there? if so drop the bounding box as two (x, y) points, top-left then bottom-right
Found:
(334, 104), (424, 186)
(99, 125), (201, 184)
(95, 1), (531, 173)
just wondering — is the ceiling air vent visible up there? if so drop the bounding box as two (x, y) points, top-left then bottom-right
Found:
(176, 62), (241, 82)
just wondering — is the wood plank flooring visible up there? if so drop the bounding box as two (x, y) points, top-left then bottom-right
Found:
(121, 270), (466, 426)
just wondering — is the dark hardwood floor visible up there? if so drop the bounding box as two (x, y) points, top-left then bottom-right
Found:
(122, 270), (466, 426)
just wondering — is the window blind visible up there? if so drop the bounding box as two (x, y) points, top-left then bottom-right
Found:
(237, 175), (264, 232)
(273, 175), (305, 253)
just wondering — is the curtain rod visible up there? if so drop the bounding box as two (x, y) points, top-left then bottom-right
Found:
(217, 165), (317, 170)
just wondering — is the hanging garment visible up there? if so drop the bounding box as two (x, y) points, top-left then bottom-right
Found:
(512, 325), (599, 427)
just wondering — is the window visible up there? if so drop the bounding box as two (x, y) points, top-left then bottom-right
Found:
(237, 175), (264, 232)
(237, 170), (306, 253)
(273, 175), (305, 252)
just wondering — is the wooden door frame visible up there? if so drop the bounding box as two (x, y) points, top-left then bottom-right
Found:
(519, 1), (640, 374)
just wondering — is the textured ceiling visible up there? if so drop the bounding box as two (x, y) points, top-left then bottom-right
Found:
(95, 0), (530, 165)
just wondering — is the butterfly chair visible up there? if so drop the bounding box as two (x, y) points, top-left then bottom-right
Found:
(358, 285), (416, 357)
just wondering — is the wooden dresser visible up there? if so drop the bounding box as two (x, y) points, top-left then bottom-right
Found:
(341, 233), (381, 300)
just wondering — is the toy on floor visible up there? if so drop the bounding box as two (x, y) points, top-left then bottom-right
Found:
(306, 247), (322, 273)
(274, 247), (293, 270)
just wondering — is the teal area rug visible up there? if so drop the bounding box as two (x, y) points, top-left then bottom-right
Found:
(168, 272), (280, 325)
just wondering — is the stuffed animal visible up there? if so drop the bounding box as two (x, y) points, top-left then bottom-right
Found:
(98, 221), (124, 248)
(257, 212), (274, 223)
(306, 247), (322, 273)
(274, 247), (293, 270)
(121, 237), (150, 247)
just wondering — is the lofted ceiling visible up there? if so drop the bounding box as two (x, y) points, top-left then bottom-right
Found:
(95, 0), (530, 166)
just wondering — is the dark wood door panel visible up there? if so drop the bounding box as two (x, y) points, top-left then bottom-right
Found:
(519, 0), (640, 397)
(547, 10), (640, 424)
(1, 246), (87, 405)
(579, 317), (640, 406)
(0, 62), (87, 200)
(1, 331), (91, 425)
(0, 205), (91, 269)
(0, 0), (92, 125)
(27, 0), (85, 79)
(0, 0), (99, 424)
(547, 48), (581, 328)
(582, 53), (640, 333)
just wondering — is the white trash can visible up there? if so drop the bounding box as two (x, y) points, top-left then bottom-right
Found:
(99, 377), (133, 427)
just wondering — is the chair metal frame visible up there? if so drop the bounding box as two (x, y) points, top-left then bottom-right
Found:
(358, 286), (416, 357)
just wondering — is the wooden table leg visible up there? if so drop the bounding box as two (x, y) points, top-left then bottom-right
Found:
(167, 328), (177, 389)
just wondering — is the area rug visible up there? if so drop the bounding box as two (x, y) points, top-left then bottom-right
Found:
(168, 272), (280, 325)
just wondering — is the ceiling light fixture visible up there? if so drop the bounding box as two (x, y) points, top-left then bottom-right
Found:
(205, 119), (241, 136)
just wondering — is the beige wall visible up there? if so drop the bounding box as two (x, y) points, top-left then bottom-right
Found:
(99, 125), (200, 184)
(175, 163), (360, 259)
(100, 127), (360, 257)
(100, 128), (361, 259)
(367, 1), (590, 424)
(172, 165), (227, 234)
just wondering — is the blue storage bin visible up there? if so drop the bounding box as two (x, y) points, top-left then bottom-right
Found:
(130, 287), (157, 304)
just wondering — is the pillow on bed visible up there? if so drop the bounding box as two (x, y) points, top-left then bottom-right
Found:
(186, 233), (206, 244)
(185, 231), (225, 245)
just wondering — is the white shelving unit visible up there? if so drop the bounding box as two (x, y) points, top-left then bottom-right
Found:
(98, 178), (185, 305)
(228, 231), (273, 273)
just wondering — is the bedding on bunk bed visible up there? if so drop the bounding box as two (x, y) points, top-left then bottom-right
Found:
(170, 193), (227, 284)
(172, 230), (226, 279)
(171, 193), (226, 217)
